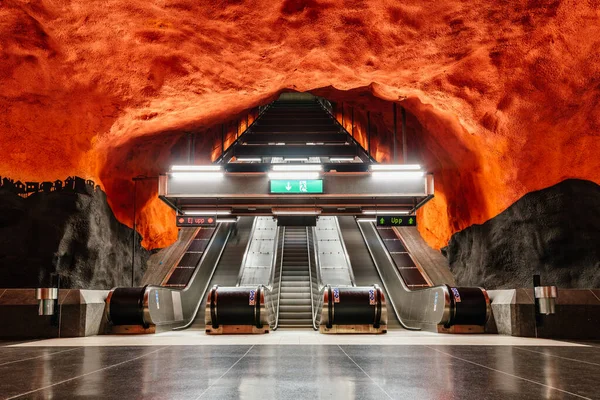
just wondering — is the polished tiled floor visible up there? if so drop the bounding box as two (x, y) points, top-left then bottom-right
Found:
(1, 333), (598, 399)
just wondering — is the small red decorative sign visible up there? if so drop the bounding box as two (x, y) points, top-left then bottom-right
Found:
(176, 215), (217, 227)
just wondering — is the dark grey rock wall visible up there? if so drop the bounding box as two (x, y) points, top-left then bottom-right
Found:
(0, 188), (149, 289)
(443, 179), (600, 289)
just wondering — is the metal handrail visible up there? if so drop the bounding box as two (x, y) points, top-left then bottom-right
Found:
(266, 225), (281, 292)
(236, 217), (258, 286)
(315, 96), (374, 162)
(311, 226), (324, 329)
(216, 102), (274, 164)
(335, 216), (356, 287)
(306, 227), (318, 330)
(266, 226), (280, 326)
(273, 227), (286, 330)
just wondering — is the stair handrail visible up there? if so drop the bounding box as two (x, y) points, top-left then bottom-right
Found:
(266, 226), (281, 327)
(273, 227), (286, 330)
(306, 226), (318, 331)
(311, 226), (325, 329)
(335, 216), (356, 287)
(315, 96), (374, 162)
(235, 217), (259, 286)
(215, 102), (274, 164)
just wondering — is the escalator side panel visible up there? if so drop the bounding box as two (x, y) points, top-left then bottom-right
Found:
(189, 217), (255, 328)
(337, 216), (401, 328)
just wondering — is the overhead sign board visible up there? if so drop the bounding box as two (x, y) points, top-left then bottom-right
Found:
(176, 215), (216, 227)
(376, 215), (417, 227)
(270, 179), (323, 194)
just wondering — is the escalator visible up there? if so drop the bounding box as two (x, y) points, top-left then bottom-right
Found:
(337, 216), (401, 329)
(106, 219), (256, 332)
(357, 220), (489, 332)
(188, 217), (255, 329)
(275, 227), (314, 328)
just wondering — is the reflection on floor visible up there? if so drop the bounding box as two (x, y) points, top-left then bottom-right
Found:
(1, 332), (598, 400)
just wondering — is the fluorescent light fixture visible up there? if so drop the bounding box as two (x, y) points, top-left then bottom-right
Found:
(216, 217), (238, 223)
(356, 218), (377, 222)
(369, 164), (421, 171)
(272, 208), (321, 215)
(284, 157), (309, 162)
(171, 165), (222, 171)
(184, 210), (231, 215)
(235, 158), (262, 162)
(268, 172), (320, 180)
(362, 210), (410, 215)
(272, 164), (322, 171)
(171, 172), (224, 180)
(276, 142), (285, 146)
(329, 157), (355, 162)
(371, 171), (424, 180)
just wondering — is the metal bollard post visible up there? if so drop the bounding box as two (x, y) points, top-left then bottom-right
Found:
(533, 274), (558, 336)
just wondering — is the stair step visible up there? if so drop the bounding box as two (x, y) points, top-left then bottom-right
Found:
(278, 320), (313, 327)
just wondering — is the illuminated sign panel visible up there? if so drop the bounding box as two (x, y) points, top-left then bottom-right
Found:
(270, 180), (323, 194)
(376, 215), (417, 227)
(176, 216), (216, 227)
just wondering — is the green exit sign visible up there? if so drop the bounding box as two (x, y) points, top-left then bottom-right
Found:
(270, 180), (323, 194)
(376, 215), (417, 227)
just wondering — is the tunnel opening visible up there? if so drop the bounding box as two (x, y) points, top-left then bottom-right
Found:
(100, 87), (486, 253)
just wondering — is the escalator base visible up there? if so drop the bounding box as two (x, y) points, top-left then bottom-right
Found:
(437, 324), (485, 334)
(110, 325), (156, 335)
(205, 325), (270, 335)
(319, 324), (387, 334)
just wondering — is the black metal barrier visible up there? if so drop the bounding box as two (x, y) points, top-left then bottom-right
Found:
(106, 286), (148, 327)
(447, 286), (490, 327)
(320, 284), (387, 333)
(205, 285), (269, 334)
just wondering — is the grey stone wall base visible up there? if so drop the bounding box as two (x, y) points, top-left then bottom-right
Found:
(0, 289), (109, 339)
(486, 289), (600, 339)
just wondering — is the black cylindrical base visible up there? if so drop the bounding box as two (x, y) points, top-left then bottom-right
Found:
(449, 287), (489, 326)
(325, 285), (384, 328)
(208, 286), (264, 328)
(108, 286), (147, 326)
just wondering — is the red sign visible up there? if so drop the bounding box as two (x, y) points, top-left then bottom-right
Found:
(176, 215), (216, 227)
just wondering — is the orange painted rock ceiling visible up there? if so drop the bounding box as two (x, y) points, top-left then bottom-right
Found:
(1, 0), (599, 250)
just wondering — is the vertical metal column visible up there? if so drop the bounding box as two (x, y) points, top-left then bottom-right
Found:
(367, 111), (371, 160)
(393, 103), (397, 163)
(131, 179), (137, 287)
(351, 107), (354, 138)
(401, 106), (407, 163)
(186, 133), (192, 164)
(221, 124), (225, 156)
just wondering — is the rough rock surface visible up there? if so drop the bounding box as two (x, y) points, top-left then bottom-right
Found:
(1, 1), (599, 250)
(443, 179), (600, 289)
(0, 188), (149, 289)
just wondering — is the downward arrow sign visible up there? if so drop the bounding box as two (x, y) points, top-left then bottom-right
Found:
(285, 182), (292, 191)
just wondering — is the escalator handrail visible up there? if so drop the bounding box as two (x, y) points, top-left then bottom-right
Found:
(273, 226), (286, 330)
(311, 226), (324, 329)
(266, 226), (281, 327)
(236, 217), (258, 286)
(306, 226), (318, 331)
(335, 216), (356, 287)
(172, 223), (233, 330)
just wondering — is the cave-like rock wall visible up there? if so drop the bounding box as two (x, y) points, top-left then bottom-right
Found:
(444, 179), (600, 289)
(1, 0), (599, 252)
(0, 184), (149, 289)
